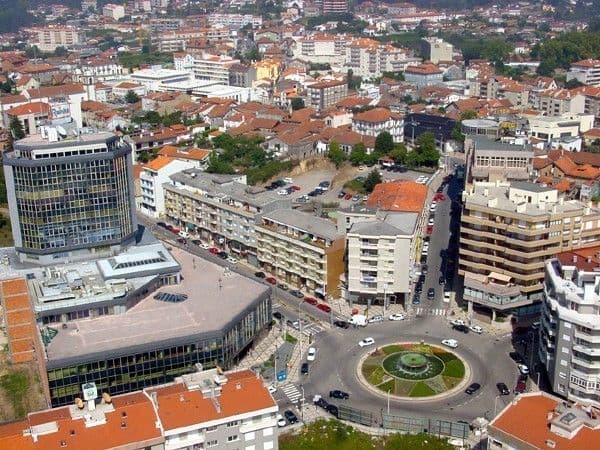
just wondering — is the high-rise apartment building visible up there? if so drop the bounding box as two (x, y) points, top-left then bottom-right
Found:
(3, 127), (137, 264)
(459, 181), (600, 321)
(421, 37), (453, 64)
(540, 249), (600, 408)
(567, 59), (600, 87)
(306, 79), (348, 111)
(321, 0), (349, 14)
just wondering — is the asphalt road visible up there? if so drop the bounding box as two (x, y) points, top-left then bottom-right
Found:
(301, 316), (522, 423)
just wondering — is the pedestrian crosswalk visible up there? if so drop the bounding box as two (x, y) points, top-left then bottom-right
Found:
(281, 383), (302, 403)
(414, 307), (447, 316)
(302, 324), (324, 337)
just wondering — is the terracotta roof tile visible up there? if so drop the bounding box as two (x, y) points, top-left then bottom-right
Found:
(7, 101), (50, 116)
(366, 180), (427, 213)
(353, 107), (401, 123)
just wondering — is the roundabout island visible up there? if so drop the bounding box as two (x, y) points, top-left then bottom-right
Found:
(360, 343), (468, 398)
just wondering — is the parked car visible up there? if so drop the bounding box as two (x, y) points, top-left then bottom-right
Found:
(265, 277), (277, 285)
(326, 404), (339, 417)
(209, 247), (220, 254)
(514, 380), (526, 394)
(329, 390), (350, 400)
(412, 295), (421, 305)
(177, 237), (186, 244)
(272, 311), (283, 320)
(465, 383), (481, 395)
(359, 337), (375, 347)
(304, 296), (318, 306)
(338, 191), (346, 198)
(389, 313), (405, 321)
(496, 382), (510, 396)
(226, 256), (238, 264)
(442, 339), (458, 348)
(307, 347), (317, 361)
(218, 251), (228, 259)
(352, 194), (360, 202)
(289, 290), (304, 298)
(344, 193), (353, 200)
(157, 221), (167, 228)
(469, 325), (483, 334)
(443, 291), (451, 303)
(452, 324), (469, 333)
(450, 319), (465, 326)
(301, 362), (309, 375)
(317, 303), (332, 313)
(313, 395), (329, 409)
(334, 320), (350, 329)
(287, 319), (300, 329)
(368, 315), (384, 323)
(255, 271), (266, 278)
(426, 224), (434, 235)
(284, 410), (298, 424)
(439, 275), (446, 285)
(427, 288), (435, 300)
(518, 364), (530, 375)
(276, 413), (286, 427)
(278, 283), (289, 290)
(268, 385), (277, 394)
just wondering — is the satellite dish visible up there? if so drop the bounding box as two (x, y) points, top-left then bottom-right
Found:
(56, 125), (67, 137)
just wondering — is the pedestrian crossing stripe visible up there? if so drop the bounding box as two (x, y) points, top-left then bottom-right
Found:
(302, 325), (323, 336)
(415, 308), (447, 316)
(281, 384), (301, 402)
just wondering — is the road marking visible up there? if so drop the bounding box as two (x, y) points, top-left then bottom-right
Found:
(281, 384), (302, 402)
(414, 308), (447, 316)
(302, 324), (324, 336)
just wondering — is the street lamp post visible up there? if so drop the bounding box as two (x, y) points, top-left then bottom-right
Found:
(383, 284), (387, 313)
(299, 385), (305, 422)
(493, 394), (501, 417)
(387, 389), (391, 415)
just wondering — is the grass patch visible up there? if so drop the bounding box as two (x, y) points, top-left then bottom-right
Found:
(381, 344), (404, 354)
(0, 370), (29, 418)
(442, 359), (465, 378)
(394, 379), (415, 396)
(442, 375), (463, 389)
(362, 365), (386, 385)
(280, 418), (454, 450)
(284, 333), (297, 344)
(410, 382), (436, 397)
(432, 350), (457, 363)
(343, 179), (365, 194)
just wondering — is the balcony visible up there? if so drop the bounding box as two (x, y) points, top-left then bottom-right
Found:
(258, 222), (328, 250)
(574, 329), (600, 344)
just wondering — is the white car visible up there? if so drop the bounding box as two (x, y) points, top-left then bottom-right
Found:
(283, 177), (293, 183)
(276, 413), (286, 427)
(442, 339), (458, 348)
(368, 315), (384, 323)
(307, 347), (317, 361)
(469, 325), (483, 334)
(450, 319), (465, 327)
(359, 337), (375, 347)
(199, 242), (210, 250)
(268, 385), (277, 394)
(428, 218), (435, 226)
(518, 364), (530, 375)
(389, 313), (405, 321)
(277, 189), (289, 196)
(227, 256), (238, 264)
(443, 292), (451, 303)
(430, 204), (437, 212)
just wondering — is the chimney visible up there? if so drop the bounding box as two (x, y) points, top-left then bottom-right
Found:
(573, 255), (578, 263)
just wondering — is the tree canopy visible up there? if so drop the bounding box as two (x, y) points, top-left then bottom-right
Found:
(363, 169), (382, 194)
(374, 131), (394, 155)
(327, 140), (346, 168)
(406, 132), (440, 168)
(531, 31), (600, 75)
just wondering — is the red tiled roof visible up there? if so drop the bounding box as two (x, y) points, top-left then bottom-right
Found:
(366, 180), (427, 213)
(353, 107), (401, 123)
(25, 83), (85, 99)
(6, 101), (50, 116)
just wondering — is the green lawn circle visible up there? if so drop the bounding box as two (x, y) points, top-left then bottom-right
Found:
(361, 343), (467, 398)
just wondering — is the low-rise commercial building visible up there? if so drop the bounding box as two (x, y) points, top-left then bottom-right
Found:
(464, 136), (533, 185)
(488, 392), (600, 450)
(404, 63), (444, 88)
(540, 249), (600, 408)
(193, 53), (241, 84)
(527, 114), (595, 142)
(256, 209), (345, 298)
(164, 170), (288, 264)
(459, 181), (600, 321)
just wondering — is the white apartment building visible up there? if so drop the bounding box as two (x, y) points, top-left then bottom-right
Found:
(345, 39), (416, 79)
(294, 34), (349, 65)
(29, 26), (85, 52)
(351, 107), (404, 144)
(567, 59), (600, 87)
(208, 13), (263, 28)
(138, 156), (195, 218)
(421, 37), (453, 64)
(536, 89), (586, 116)
(102, 3), (125, 20)
(541, 251), (600, 408)
(73, 60), (125, 85)
(192, 53), (241, 84)
(527, 114), (595, 142)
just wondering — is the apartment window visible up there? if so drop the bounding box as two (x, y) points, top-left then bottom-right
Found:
(559, 372), (566, 379)
(560, 360), (568, 367)
(227, 420), (239, 427)
(562, 347), (569, 354)
(206, 426), (217, 432)
(227, 435), (239, 442)
(244, 431), (255, 441)
(564, 322), (572, 329)
(263, 427), (273, 437)
(563, 334), (571, 341)
(207, 440), (218, 447)
(264, 442), (274, 450)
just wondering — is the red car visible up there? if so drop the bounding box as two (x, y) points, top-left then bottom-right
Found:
(317, 303), (332, 313)
(170, 227), (180, 234)
(433, 193), (446, 202)
(304, 296), (318, 306)
(426, 225), (434, 235)
(265, 277), (277, 285)
(209, 247), (220, 254)
(514, 380), (526, 394)
(344, 193), (353, 200)
(291, 185), (301, 191)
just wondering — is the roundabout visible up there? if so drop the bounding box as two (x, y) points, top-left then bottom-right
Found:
(360, 343), (468, 398)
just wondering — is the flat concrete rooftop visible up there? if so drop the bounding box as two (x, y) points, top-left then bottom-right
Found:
(44, 247), (270, 363)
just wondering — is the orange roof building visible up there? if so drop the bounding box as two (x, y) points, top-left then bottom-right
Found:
(366, 180), (428, 213)
(0, 368), (278, 450)
(0, 278), (37, 364)
(489, 392), (600, 450)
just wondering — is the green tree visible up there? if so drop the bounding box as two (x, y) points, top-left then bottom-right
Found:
(389, 144), (407, 164)
(363, 169), (382, 193)
(54, 46), (69, 57)
(162, 111), (182, 127)
(349, 143), (367, 165)
(206, 152), (235, 174)
(374, 131), (394, 155)
(125, 90), (140, 104)
(9, 117), (25, 140)
(290, 97), (305, 111)
(327, 140), (346, 168)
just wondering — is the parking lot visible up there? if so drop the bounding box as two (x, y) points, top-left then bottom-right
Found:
(269, 165), (433, 209)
